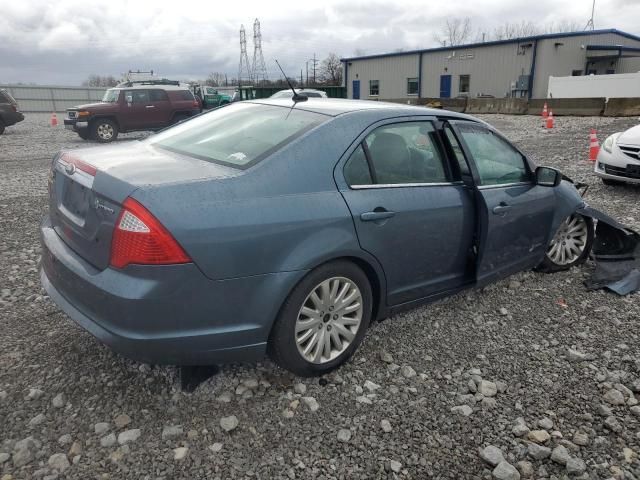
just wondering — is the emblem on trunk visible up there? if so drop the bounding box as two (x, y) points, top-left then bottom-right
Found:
(65, 163), (76, 175)
(93, 199), (115, 215)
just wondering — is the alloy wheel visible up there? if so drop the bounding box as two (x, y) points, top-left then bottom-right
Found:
(546, 214), (589, 265)
(97, 123), (114, 140)
(295, 277), (363, 364)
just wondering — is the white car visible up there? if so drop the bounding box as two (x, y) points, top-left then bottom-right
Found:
(270, 89), (328, 99)
(594, 125), (640, 186)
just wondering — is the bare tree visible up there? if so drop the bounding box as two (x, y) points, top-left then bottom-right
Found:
(82, 75), (119, 87)
(319, 53), (343, 86)
(434, 17), (473, 47)
(205, 72), (226, 87)
(543, 20), (583, 33)
(492, 21), (539, 40)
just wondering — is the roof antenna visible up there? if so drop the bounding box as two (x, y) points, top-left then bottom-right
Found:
(275, 60), (307, 102)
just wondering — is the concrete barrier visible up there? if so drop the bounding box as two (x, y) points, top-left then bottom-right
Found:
(604, 98), (640, 117)
(465, 98), (528, 115)
(528, 98), (605, 116)
(419, 97), (468, 112)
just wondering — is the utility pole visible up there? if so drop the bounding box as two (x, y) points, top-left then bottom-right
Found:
(313, 53), (317, 85)
(300, 70), (303, 85)
(306, 61), (309, 87)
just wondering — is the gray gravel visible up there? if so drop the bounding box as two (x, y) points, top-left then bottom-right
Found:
(1, 113), (639, 479)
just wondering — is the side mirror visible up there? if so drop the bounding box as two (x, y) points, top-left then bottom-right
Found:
(535, 166), (562, 187)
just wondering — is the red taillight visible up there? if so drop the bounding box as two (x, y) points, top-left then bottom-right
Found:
(61, 152), (97, 176)
(110, 198), (191, 269)
(193, 100), (199, 108)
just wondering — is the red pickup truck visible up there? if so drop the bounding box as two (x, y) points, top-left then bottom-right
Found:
(64, 84), (200, 142)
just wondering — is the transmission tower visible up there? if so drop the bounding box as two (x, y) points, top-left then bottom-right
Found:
(584, 0), (595, 30)
(252, 19), (268, 86)
(238, 25), (252, 86)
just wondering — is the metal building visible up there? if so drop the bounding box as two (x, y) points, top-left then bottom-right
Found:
(341, 29), (640, 101)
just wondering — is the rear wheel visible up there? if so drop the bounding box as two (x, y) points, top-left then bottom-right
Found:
(268, 261), (372, 377)
(538, 214), (594, 272)
(91, 119), (118, 143)
(602, 178), (624, 186)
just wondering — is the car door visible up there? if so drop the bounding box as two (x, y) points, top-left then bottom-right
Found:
(448, 120), (556, 285)
(338, 118), (476, 306)
(148, 89), (172, 127)
(122, 89), (152, 130)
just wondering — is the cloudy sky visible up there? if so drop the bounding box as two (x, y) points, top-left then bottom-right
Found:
(1, 0), (639, 85)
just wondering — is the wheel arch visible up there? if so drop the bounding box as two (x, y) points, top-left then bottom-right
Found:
(90, 115), (120, 130)
(267, 252), (387, 340)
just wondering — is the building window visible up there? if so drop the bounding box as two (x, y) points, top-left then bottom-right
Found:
(369, 80), (379, 96)
(459, 75), (470, 94)
(571, 70), (582, 76)
(407, 78), (419, 96)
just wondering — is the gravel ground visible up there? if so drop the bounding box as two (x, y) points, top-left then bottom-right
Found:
(1, 113), (639, 480)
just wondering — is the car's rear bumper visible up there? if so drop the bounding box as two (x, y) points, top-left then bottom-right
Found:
(3, 111), (24, 126)
(40, 215), (305, 365)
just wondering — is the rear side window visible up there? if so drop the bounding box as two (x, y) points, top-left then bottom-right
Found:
(458, 123), (530, 186)
(344, 145), (373, 186)
(363, 122), (448, 185)
(174, 90), (195, 101)
(149, 89), (169, 101)
(148, 103), (327, 169)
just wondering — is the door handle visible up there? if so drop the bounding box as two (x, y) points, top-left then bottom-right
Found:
(360, 210), (395, 222)
(492, 203), (511, 215)
(145, 105), (155, 109)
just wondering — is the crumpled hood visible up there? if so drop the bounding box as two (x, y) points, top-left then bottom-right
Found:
(617, 124), (640, 145)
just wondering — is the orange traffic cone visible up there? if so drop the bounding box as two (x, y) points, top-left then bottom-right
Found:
(542, 102), (548, 118)
(546, 110), (554, 130)
(589, 129), (600, 162)
(50, 113), (58, 127)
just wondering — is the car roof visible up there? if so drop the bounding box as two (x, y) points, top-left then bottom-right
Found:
(249, 98), (477, 120)
(110, 85), (190, 91)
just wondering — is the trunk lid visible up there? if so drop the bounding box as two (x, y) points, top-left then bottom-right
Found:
(49, 142), (240, 270)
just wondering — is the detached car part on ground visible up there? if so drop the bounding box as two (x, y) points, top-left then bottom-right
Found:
(40, 99), (636, 377)
(64, 86), (200, 143)
(594, 124), (640, 185)
(0, 88), (25, 135)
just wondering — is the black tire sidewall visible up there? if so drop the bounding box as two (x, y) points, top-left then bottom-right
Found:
(269, 261), (373, 377)
(539, 214), (594, 273)
(91, 119), (118, 143)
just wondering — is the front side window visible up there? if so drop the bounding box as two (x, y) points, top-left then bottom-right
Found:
(407, 78), (418, 95)
(102, 89), (120, 103)
(358, 122), (447, 185)
(125, 90), (150, 104)
(369, 80), (379, 96)
(459, 75), (470, 94)
(344, 145), (373, 186)
(458, 123), (529, 186)
(444, 126), (469, 177)
(148, 103), (327, 169)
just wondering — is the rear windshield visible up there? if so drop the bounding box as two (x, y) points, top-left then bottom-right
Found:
(148, 103), (328, 169)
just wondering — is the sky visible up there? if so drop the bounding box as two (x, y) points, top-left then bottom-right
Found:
(1, 0), (639, 86)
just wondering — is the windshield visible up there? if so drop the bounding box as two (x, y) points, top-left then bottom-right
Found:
(148, 103), (328, 169)
(102, 89), (120, 103)
(270, 90), (295, 98)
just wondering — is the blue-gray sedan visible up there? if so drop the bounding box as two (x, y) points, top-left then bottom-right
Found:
(40, 99), (594, 376)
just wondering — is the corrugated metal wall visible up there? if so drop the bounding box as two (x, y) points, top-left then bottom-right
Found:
(346, 55), (419, 99)
(0, 85), (107, 112)
(533, 33), (640, 98)
(345, 31), (640, 101)
(420, 42), (533, 98)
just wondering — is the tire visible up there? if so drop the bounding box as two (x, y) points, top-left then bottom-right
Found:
(538, 214), (594, 273)
(77, 130), (90, 140)
(0, 119), (5, 135)
(602, 178), (624, 186)
(172, 114), (189, 125)
(91, 118), (118, 143)
(268, 260), (373, 377)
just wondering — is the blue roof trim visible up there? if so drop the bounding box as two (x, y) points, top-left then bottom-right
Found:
(586, 44), (640, 52)
(341, 29), (640, 62)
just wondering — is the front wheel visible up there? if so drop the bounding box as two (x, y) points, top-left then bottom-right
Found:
(91, 119), (118, 143)
(538, 214), (594, 272)
(268, 261), (372, 377)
